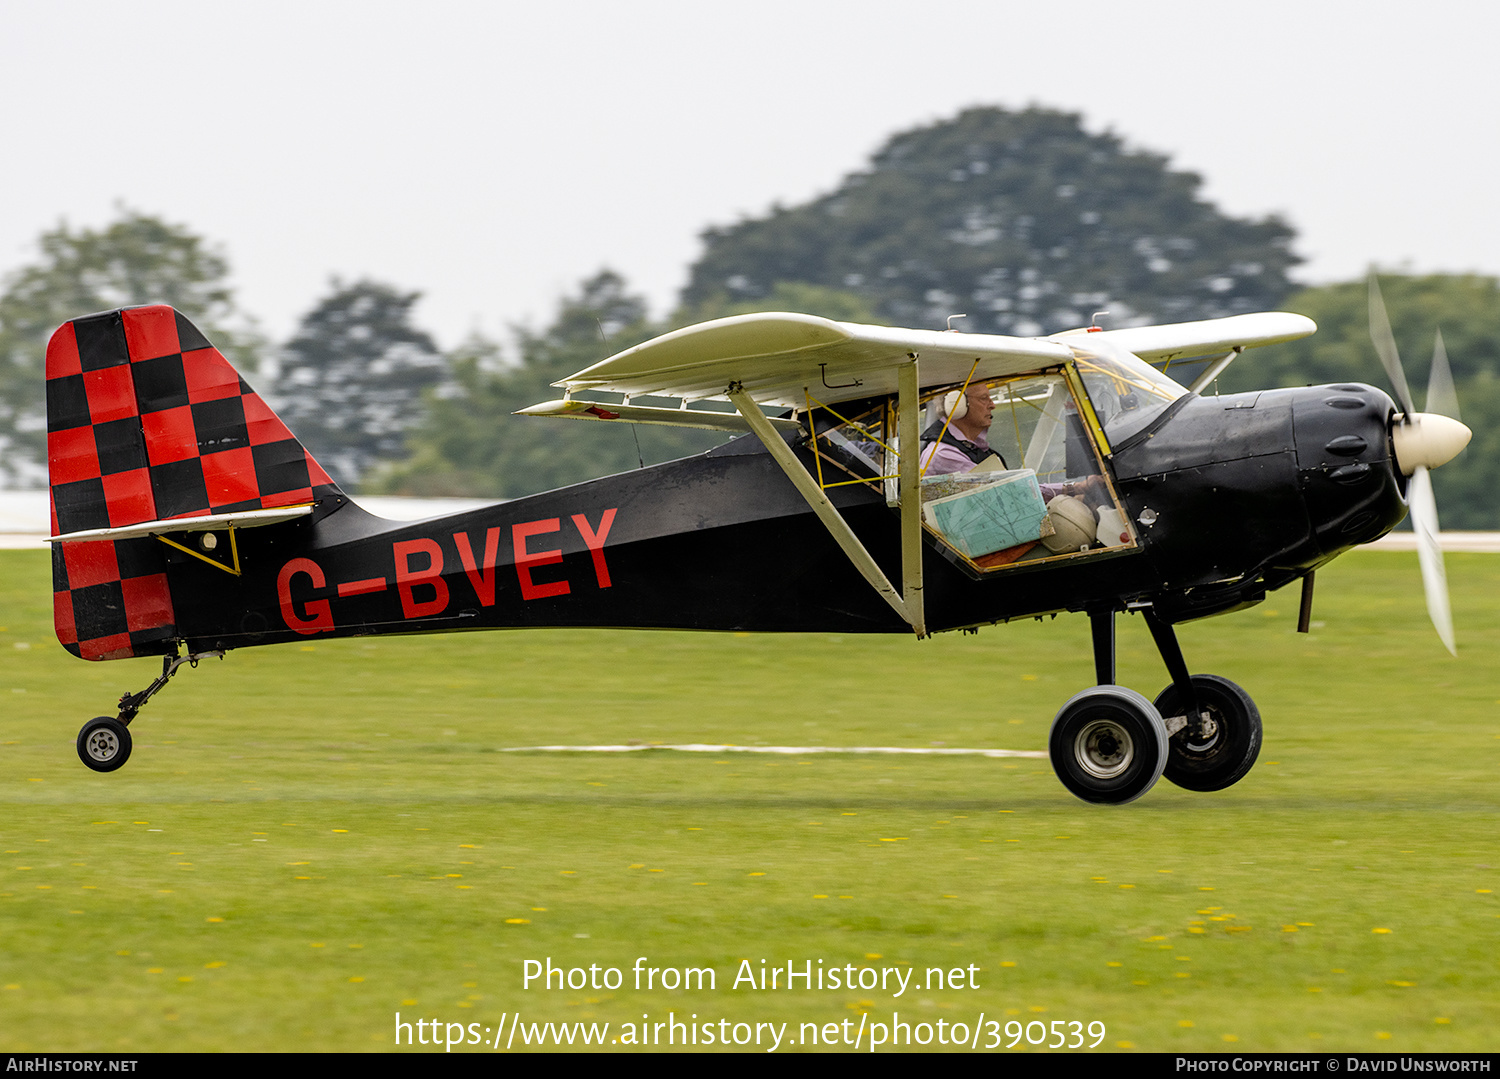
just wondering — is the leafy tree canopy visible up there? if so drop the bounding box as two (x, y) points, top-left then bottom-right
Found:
(673, 280), (881, 328)
(683, 106), (1300, 336)
(276, 280), (448, 488)
(1215, 273), (1500, 529)
(371, 271), (728, 499)
(0, 209), (258, 484)
(1218, 273), (1500, 393)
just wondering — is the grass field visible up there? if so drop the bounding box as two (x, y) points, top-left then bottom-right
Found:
(1, 546), (1497, 1053)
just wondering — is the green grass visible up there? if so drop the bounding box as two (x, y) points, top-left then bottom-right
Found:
(2, 547), (1498, 1052)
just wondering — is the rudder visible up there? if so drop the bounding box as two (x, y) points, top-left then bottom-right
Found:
(46, 305), (340, 659)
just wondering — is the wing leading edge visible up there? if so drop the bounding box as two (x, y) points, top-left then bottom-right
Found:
(547, 310), (1317, 412)
(553, 313), (1072, 409)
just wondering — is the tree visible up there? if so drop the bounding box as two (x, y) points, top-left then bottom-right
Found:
(372, 271), (730, 499)
(1216, 274), (1500, 529)
(682, 106), (1301, 336)
(0, 209), (259, 484)
(276, 280), (448, 488)
(671, 280), (881, 328)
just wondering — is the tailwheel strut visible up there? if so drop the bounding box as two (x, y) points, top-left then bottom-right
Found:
(76, 648), (224, 773)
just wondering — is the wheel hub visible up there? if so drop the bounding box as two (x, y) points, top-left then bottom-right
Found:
(85, 728), (120, 763)
(1075, 718), (1134, 779)
(1183, 708), (1223, 754)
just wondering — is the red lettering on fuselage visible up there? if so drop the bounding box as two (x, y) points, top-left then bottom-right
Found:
(512, 519), (570, 601)
(394, 538), (450, 619)
(279, 510), (618, 630)
(571, 509), (617, 589)
(277, 558), (333, 634)
(453, 527), (502, 606)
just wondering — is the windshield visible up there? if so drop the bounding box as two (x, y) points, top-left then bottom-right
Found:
(1070, 337), (1188, 445)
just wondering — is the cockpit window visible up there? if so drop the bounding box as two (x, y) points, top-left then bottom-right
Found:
(808, 402), (891, 490)
(1071, 337), (1188, 445)
(809, 371), (1138, 575)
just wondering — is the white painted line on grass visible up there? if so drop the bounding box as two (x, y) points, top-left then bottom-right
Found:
(500, 743), (1049, 758)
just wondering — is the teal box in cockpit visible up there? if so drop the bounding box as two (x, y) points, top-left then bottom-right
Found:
(920, 469), (1050, 558)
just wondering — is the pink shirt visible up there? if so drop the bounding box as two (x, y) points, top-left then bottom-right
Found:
(919, 432), (992, 476)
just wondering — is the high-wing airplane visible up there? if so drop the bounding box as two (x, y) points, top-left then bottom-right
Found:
(45, 279), (1470, 803)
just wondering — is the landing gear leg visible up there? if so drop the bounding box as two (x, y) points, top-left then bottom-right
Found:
(1048, 607), (1169, 805)
(1090, 608), (1115, 685)
(1142, 611), (1262, 792)
(75, 649), (224, 773)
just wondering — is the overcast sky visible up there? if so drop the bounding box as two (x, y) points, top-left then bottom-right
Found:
(2, 0), (1495, 352)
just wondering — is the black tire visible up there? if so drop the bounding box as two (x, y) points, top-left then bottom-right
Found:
(77, 716), (132, 773)
(1049, 686), (1168, 805)
(1154, 675), (1261, 792)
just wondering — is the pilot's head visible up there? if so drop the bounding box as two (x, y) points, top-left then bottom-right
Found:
(943, 384), (994, 440)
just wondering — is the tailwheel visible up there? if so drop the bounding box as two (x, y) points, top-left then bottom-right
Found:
(1154, 674), (1261, 792)
(1049, 685), (1168, 805)
(77, 716), (132, 773)
(75, 650), (225, 773)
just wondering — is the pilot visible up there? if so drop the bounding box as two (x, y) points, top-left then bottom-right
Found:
(919, 384), (1004, 475)
(920, 382), (1105, 502)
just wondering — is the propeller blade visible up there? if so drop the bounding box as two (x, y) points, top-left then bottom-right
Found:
(1369, 273), (1416, 416)
(1426, 329), (1461, 422)
(1408, 465), (1456, 655)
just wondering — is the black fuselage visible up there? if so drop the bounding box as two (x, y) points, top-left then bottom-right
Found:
(164, 383), (1406, 655)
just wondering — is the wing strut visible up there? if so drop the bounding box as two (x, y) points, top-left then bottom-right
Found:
(728, 362), (926, 637)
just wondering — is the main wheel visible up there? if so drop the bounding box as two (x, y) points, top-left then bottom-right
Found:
(1049, 686), (1168, 805)
(77, 716), (132, 773)
(1154, 675), (1261, 792)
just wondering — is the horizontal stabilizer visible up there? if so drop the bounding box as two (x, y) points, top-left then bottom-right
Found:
(49, 504), (314, 544)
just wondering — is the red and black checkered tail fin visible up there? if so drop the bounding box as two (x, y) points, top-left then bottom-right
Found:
(46, 304), (340, 661)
